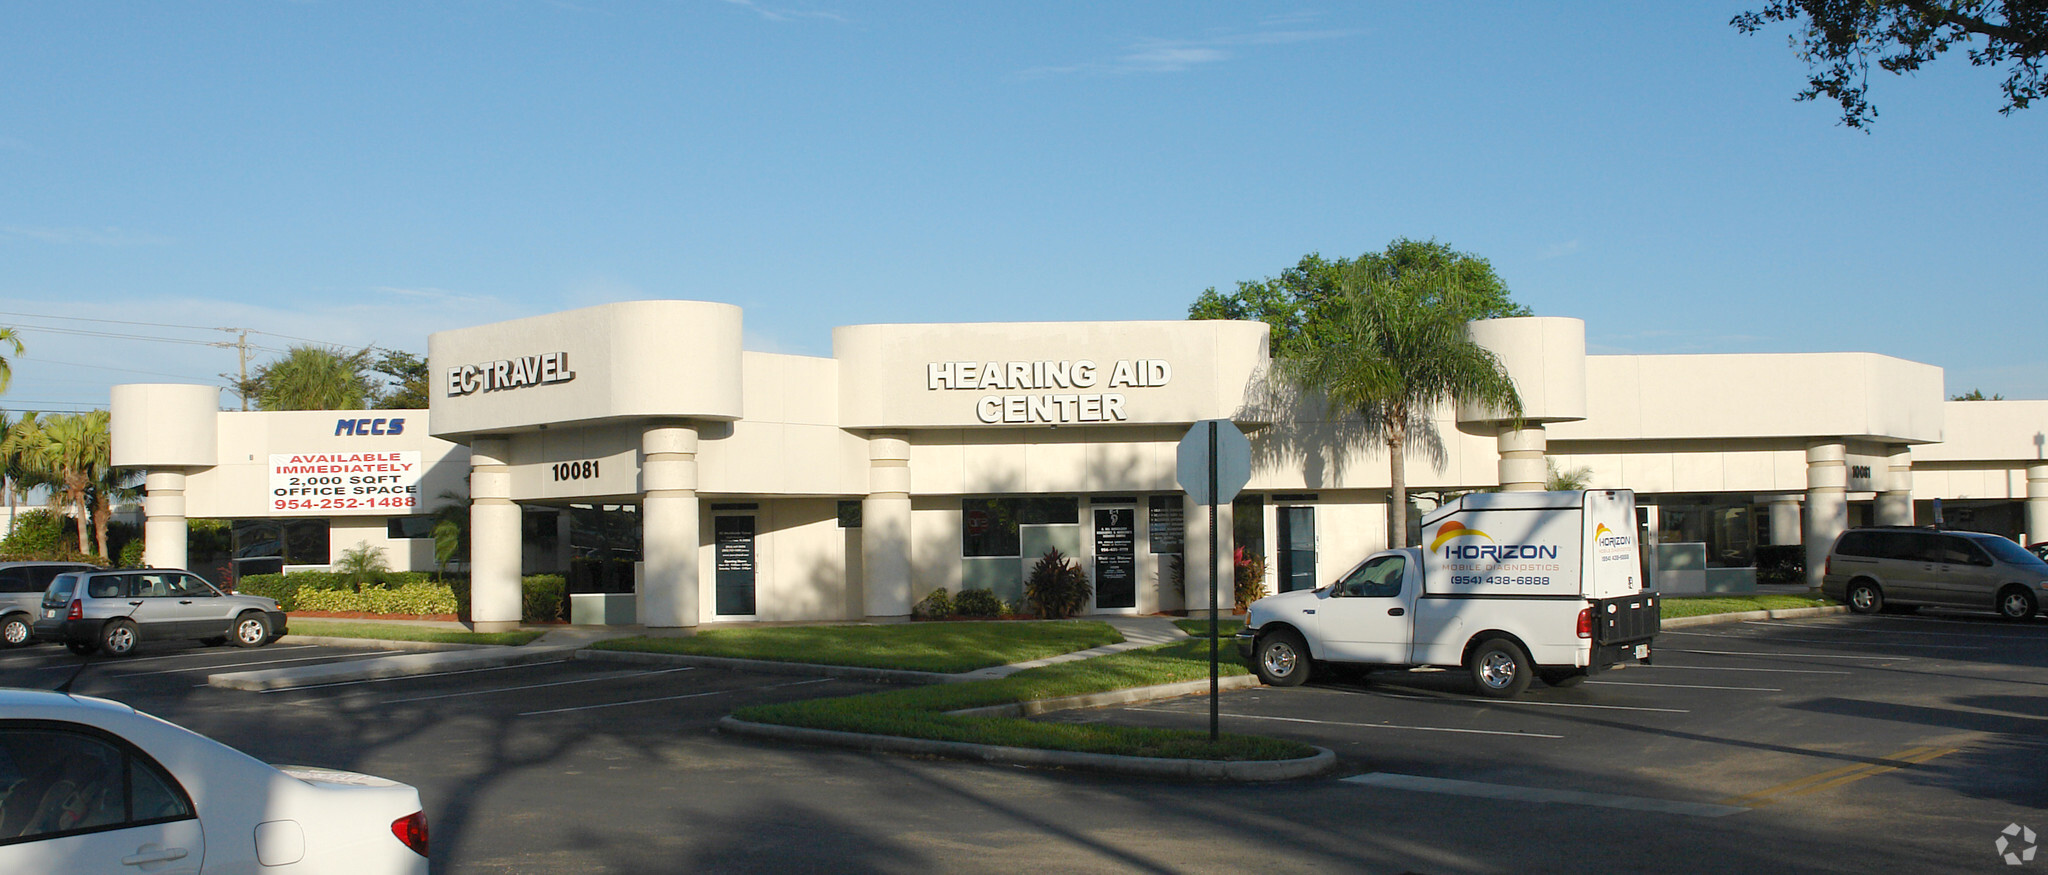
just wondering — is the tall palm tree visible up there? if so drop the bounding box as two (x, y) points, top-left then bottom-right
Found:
(0, 327), (23, 395)
(10, 411), (110, 555)
(250, 345), (377, 411)
(1280, 263), (1522, 548)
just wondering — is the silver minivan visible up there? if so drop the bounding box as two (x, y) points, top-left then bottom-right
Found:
(1822, 527), (2048, 620)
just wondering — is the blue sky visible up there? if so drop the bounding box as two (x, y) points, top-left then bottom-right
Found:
(3, 1), (2042, 412)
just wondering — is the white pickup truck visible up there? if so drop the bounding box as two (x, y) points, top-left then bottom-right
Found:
(1234, 489), (1659, 698)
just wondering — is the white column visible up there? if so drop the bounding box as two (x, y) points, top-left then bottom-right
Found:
(862, 432), (913, 618)
(1876, 445), (1914, 527)
(1804, 441), (1848, 590)
(468, 437), (522, 632)
(641, 424), (700, 628)
(2027, 463), (2048, 545)
(1497, 425), (1548, 492)
(142, 469), (189, 571)
(1767, 495), (1802, 546)
(1183, 493), (1237, 618)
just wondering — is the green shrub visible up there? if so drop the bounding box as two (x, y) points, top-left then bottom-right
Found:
(118, 539), (145, 567)
(912, 588), (953, 619)
(954, 588), (1003, 618)
(238, 570), (440, 611)
(1755, 545), (1805, 585)
(1025, 547), (1092, 619)
(2, 509), (73, 558)
(334, 542), (390, 591)
(522, 575), (567, 624)
(1233, 547), (1268, 611)
(295, 582), (458, 615)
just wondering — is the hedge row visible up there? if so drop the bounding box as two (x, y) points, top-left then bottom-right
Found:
(240, 572), (568, 624)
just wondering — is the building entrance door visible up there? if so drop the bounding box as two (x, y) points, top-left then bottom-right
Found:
(1093, 506), (1136, 610)
(714, 515), (757, 617)
(1276, 506), (1317, 592)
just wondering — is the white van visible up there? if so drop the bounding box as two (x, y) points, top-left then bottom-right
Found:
(1235, 489), (1658, 698)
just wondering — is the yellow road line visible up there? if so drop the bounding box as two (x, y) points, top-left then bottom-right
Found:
(1718, 746), (1962, 808)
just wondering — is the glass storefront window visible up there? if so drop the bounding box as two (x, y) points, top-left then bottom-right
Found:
(1652, 498), (1755, 568)
(962, 498), (1079, 557)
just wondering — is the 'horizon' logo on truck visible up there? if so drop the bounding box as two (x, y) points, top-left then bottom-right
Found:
(1433, 521), (1560, 560)
(1594, 523), (1632, 549)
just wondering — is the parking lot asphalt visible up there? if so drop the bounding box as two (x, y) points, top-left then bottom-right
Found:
(3, 611), (2044, 873)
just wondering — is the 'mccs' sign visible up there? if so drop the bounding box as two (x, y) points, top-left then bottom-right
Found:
(335, 417), (406, 436)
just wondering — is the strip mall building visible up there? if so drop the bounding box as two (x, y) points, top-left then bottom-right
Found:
(110, 301), (2048, 630)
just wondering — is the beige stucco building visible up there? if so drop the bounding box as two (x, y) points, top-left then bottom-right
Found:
(111, 301), (2048, 630)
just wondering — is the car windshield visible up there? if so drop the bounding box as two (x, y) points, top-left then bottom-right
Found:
(1974, 535), (2048, 568)
(42, 574), (78, 606)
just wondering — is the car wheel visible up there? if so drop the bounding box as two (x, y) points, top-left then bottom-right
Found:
(1469, 638), (1533, 698)
(0, 614), (32, 648)
(1254, 629), (1312, 687)
(1997, 586), (2038, 621)
(1538, 668), (1588, 688)
(1846, 580), (1884, 614)
(99, 620), (139, 657)
(232, 612), (273, 647)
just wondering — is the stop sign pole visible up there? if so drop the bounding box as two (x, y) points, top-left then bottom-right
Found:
(1177, 419), (1250, 742)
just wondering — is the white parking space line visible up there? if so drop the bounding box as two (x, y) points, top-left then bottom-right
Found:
(271, 662), (555, 695)
(1741, 620), (2032, 639)
(518, 677), (834, 716)
(1361, 692), (1690, 714)
(1663, 631), (1984, 650)
(1343, 772), (1748, 818)
(1636, 665), (1850, 675)
(1671, 649), (1909, 661)
(1853, 614), (2048, 631)
(1586, 680), (1780, 692)
(1125, 707), (1564, 738)
(381, 667), (695, 704)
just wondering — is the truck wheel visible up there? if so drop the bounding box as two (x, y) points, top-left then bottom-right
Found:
(1254, 630), (1312, 687)
(1846, 580), (1884, 614)
(1469, 638), (1532, 698)
(1538, 668), (1587, 688)
(0, 614), (32, 648)
(1997, 586), (2037, 621)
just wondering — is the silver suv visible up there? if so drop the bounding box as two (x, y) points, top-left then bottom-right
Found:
(1822, 527), (2048, 620)
(0, 561), (98, 647)
(33, 569), (288, 656)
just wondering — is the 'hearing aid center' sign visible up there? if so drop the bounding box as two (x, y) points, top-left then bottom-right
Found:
(926, 358), (1171, 424)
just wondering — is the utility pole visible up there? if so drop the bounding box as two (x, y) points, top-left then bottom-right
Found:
(212, 329), (251, 410)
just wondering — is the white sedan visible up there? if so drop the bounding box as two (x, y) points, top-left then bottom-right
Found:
(0, 688), (429, 873)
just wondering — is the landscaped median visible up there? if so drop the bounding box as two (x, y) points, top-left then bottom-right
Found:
(721, 636), (1329, 780)
(285, 619), (545, 647)
(589, 620), (1122, 673)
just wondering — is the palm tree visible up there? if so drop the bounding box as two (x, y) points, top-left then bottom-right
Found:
(1280, 262), (1522, 548)
(250, 345), (377, 411)
(9, 411), (112, 555)
(0, 327), (23, 395)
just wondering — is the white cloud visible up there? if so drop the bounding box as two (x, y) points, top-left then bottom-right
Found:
(1018, 22), (1359, 79)
(2, 225), (174, 246)
(718, 0), (845, 24)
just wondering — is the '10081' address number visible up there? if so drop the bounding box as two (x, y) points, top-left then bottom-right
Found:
(553, 461), (600, 481)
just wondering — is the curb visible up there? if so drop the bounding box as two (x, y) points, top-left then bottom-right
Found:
(574, 649), (957, 685)
(717, 715), (1336, 782)
(948, 674), (1263, 719)
(209, 644), (582, 691)
(279, 635), (496, 653)
(1660, 604), (1847, 629)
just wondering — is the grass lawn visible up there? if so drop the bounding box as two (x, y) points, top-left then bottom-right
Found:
(285, 620), (544, 646)
(591, 620), (1123, 674)
(1661, 593), (1835, 618)
(1174, 618), (1245, 638)
(734, 637), (1312, 761)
